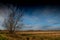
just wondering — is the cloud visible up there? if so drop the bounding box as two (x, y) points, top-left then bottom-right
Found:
(0, 6), (11, 30)
(46, 25), (60, 30)
(22, 15), (40, 25)
(46, 15), (60, 25)
(20, 24), (45, 30)
(22, 8), (60, 30)
(0, 16), (5, 30)
(47, 19), (58, 24)
(21, 23), (60, 30)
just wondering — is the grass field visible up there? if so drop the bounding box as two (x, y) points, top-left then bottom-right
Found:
(0, 30), (60, 40)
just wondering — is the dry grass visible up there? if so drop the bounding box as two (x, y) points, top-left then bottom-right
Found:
(0, 30), (60, 40)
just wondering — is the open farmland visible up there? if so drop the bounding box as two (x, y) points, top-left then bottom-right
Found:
(0, 30), (60, 40)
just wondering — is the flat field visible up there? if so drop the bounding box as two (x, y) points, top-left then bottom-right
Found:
(0, 30), (60, 40)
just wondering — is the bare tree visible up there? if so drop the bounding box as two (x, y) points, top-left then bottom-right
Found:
(3, 5), (23, 33)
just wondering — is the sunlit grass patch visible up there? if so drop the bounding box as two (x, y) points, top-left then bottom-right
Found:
(0, 35), (8, 40)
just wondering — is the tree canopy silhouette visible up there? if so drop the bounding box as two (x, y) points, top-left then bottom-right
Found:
(3, 5), (24, 33)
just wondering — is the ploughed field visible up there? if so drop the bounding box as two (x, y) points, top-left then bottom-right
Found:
(0, 30), (60, 40)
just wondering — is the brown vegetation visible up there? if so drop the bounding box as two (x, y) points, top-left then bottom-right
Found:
(0, 30), (60, 40)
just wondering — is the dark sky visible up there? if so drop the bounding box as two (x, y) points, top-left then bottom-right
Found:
(0, 0), (60, 30)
